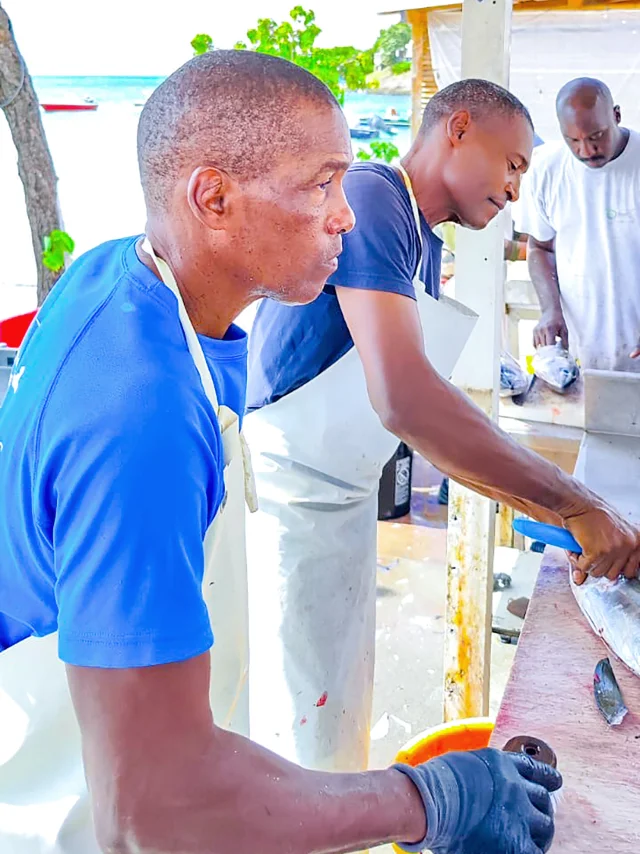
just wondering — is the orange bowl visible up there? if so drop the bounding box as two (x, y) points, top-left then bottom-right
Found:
(392, 717), (494, 853)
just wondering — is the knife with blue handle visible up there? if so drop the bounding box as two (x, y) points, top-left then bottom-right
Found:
(512, 519), (583, 554)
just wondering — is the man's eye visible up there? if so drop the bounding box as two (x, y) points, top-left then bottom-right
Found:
(318, 177), (333, 190)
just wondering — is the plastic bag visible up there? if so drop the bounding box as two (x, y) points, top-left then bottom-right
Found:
(500, 352), (529, 398)
(532, 343), (579, 393)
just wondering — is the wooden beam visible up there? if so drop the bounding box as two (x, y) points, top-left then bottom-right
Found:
(443, 0), (514, 722)
(407, 9), (427, 139)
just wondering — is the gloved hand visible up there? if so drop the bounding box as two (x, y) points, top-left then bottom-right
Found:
(394, 747), (562, 854)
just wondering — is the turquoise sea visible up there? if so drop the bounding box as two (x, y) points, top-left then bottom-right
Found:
(32, 74), (413, 153)
(0, 76), (410, 307)
(0, 77), (410, 310)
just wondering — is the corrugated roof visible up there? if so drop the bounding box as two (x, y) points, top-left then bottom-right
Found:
(379, 0), (640, 11)
(378, 0), (460, 12)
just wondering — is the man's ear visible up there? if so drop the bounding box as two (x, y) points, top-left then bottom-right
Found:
(613, 105), (622, 125)
(446, 110), (472, 146)
(187, 166), (234, 230)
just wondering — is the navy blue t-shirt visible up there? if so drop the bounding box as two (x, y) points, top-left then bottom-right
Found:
(246, 162), (443, 411)
(0, 237), (247, 667)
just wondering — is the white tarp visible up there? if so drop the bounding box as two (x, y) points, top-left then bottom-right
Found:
(427, 9), (640, 143)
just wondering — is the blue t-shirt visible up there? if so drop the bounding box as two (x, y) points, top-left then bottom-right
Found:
(246, 162), (443, 411)
(0, 236), (247, 668)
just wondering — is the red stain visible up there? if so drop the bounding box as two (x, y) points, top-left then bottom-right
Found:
(594, 673), (601, 684)
(315, 691), (328, 708)
(300, 716), (307, 726)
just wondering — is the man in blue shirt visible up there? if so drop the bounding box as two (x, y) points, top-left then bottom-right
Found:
(244, 80), (640, 774)
(0, 53), (565, 854)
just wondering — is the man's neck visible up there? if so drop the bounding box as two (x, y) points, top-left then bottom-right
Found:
(137, 234), (253, 340)
(611, 126), (631, 163)
(400, 147), (458, 228)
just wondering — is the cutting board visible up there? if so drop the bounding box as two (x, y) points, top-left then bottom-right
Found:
(490, 548), (640, 853)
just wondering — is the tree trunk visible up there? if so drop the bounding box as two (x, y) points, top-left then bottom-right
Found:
(0, 3), (63, 305)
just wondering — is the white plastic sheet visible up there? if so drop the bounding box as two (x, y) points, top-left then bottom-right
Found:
(427, 9), (640, 144)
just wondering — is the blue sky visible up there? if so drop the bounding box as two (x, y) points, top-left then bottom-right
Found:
(6, 1), (399, 76)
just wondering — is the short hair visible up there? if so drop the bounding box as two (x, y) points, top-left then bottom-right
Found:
(137, 50), (339, 212)
(420, 78), (533, 135)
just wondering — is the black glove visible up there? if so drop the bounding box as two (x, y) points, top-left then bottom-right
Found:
(394, 747), (562, 854)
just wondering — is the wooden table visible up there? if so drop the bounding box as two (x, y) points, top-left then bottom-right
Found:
(490, 547), (640, 853)
(499, 373), (584, 431)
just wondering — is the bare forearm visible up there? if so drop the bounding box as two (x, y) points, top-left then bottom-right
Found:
(527, 239), (561, 315)
(101, 726), (424, 854)
(387, 372), (595, 522)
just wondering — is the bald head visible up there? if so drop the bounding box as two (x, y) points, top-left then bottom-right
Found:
(556, 77), (614, 114)
(137, 50), (340, 212)
(556, 77), (625, 168)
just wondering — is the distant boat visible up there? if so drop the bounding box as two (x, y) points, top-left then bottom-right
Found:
(357, 116), (399, 136)
(41, 98), (98, 113)
(384, 108), (410, 128)
(384, 116), (410, 128)
(350, 126), (379, 140)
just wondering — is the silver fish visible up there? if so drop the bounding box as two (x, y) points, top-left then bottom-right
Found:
(572, 574), (640, 678)
(532, 343), (579, 393)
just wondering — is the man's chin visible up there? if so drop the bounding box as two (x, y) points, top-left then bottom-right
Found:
(270, 278), (328, 307)
(458, 213), (494, 231)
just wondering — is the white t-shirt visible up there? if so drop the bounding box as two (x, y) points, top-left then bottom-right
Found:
(515, 131), (640, 371)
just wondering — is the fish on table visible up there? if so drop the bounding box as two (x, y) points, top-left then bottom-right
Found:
(513, 519), (640, 678)
(572, 575), (640, 678)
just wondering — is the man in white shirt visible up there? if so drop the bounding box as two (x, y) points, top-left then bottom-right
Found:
(516, 77), (640, 371)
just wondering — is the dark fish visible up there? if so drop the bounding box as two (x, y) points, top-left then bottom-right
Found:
(594, 657), (628, 726)
(500, 352), (529, 398)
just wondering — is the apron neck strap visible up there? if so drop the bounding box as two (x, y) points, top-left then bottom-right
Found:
(396, 164), (423, 251)
(396, 163), (425, 285)
(142, 237), (220, 413)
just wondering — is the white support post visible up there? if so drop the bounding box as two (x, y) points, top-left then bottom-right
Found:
(443, 0), (514, 722)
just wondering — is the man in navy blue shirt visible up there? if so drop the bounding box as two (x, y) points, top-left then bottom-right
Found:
(0, 53), (567, 854)
(244, 80), (640, 775)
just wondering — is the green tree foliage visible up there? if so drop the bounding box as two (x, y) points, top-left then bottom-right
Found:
(42, 229), (74, 273)
(233, 6), (375, 104)
(191, 33), (213, 56)
(374, 22), (411, 69)
(391, 60), (411, 76)
(356, 141), (400, 164)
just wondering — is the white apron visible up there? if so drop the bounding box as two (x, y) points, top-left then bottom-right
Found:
(244, 167), (477, 772)
(0, 240), (255, 853)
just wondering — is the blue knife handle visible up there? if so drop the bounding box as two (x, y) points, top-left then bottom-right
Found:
(512, 519), (583, 554)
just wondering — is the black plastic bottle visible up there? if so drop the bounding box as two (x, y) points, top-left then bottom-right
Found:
(377, 442), (413, 520)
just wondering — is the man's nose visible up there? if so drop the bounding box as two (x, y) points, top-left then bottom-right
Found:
(506, 174), (521, 204)
(329, 194), (355, 235)
(578, 139), (597, 159)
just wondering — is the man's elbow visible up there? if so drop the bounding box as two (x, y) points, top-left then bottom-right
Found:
(94, 812), (132, 854)
(92, 792), (146, 854)
(371, 363), (447, 440)
(373, 389), (415, 439)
